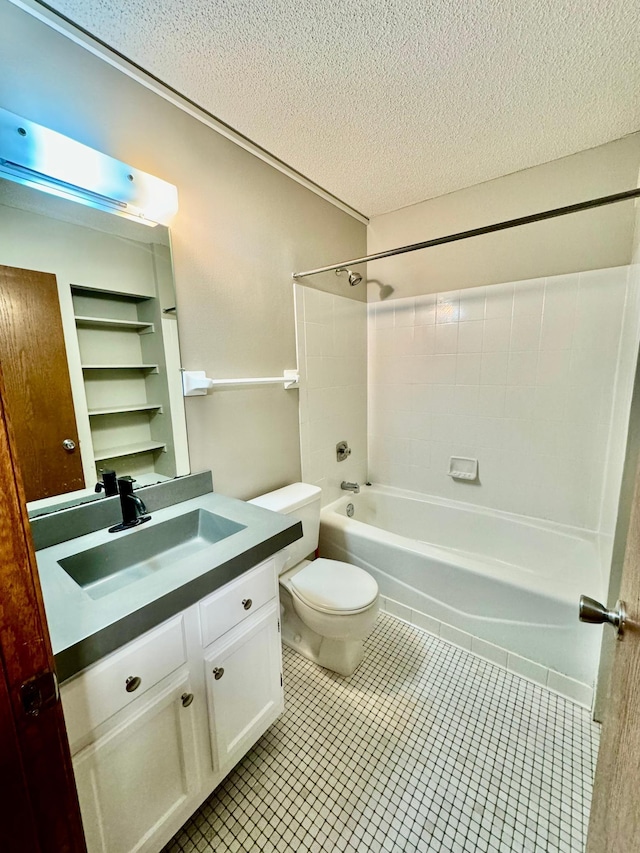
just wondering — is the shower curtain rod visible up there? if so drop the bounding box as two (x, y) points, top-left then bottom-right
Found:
(292, 187), (640, 280)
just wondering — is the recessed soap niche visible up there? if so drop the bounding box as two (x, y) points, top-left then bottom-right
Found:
(448, 456), (478, 482)
(72, 284), (176, 482)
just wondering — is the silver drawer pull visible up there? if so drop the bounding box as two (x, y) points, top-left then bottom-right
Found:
(242, 598), (252, 611)
(181, 692), (194, 707)
(213, 667), (224, 680)
(125, 675), (141, 693)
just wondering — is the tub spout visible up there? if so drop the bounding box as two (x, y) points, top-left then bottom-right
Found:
(341, 481), (360, 494)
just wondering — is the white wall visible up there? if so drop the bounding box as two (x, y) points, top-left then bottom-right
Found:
(1, 1), (366, 500)
(295, 284), (367, 506)
(367, 135), (640, 300)
(368, 267), (632, 531)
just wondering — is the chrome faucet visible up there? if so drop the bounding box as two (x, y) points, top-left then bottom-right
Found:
(109, 476), (151, 533)
(341, 481), (360, 495)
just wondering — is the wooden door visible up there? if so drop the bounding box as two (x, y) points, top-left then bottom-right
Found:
(0, 365), (86, 852)
(586, 458), (640, 850)
(0, 264), (84, 501)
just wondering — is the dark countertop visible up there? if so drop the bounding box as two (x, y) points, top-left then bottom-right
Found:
(35, 492), (301, 681)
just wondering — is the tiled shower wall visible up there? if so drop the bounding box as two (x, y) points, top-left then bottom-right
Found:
(367, 267), (633, 530)
(294, 284), (367, 506)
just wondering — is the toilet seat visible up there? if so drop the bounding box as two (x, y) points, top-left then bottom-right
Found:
(290, 558), (378, 614)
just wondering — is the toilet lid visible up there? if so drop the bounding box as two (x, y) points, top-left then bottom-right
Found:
(290, 559), (378, 613)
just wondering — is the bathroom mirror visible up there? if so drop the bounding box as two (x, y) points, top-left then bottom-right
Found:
(0, 178), (190, 517)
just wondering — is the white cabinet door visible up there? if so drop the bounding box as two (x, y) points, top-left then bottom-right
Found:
(73, 672), (200, 853)
(204, 601), (283, 771)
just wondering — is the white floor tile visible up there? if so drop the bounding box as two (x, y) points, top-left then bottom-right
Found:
(164, 613), (599, 853)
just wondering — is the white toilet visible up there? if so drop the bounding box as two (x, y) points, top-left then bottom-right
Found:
(249, 483), (379, 676)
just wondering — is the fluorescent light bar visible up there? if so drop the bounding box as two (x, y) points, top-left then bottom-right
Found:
(0, 107), (178, 226)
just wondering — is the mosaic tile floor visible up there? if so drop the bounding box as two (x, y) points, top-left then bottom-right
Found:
(163, 613), (600, 853)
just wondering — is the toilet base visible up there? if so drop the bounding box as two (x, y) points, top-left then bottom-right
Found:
(316, 636), (365, 677)
(279, 581), (366, 677)
(282, 630), (365, 678)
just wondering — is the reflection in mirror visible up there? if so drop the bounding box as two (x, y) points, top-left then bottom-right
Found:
(0, 179), (190, 518)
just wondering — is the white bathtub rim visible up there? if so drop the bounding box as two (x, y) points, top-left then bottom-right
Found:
(321, 493), (605, 605)
(339, 482), (601, 543)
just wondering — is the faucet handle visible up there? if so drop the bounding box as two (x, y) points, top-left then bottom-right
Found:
(116, 476), (136, 492)
(95, 468), (118, 496)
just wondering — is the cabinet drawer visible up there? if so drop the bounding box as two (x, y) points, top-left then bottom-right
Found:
(200, 558), (277, 647)
(62, 615), (187, 747)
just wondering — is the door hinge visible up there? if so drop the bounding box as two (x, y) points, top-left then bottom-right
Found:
(277, 618), (281, 633)
(20, 671), (59, 718)
(280, 673), (283, 687)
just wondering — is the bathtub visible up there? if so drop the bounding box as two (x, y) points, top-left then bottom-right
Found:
(319, 485), (606, 689)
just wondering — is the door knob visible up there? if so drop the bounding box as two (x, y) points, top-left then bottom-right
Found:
(579, 595), (626, 639)
(62, 438), (76, 451)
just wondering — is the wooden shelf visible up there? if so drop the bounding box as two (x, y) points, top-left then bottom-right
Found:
(82, 363), (159, 373)
(75, 315), (154, 333)
(94, 440), (167, 462)
(88, 404), (163, 416)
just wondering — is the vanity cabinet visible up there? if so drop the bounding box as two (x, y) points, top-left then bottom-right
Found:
(72, 673), (200, 853)
(205, 602), (282, 771)
(61, 556), (284, 853)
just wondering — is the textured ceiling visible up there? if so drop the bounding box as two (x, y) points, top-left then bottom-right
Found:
(44, 0), (640, 216)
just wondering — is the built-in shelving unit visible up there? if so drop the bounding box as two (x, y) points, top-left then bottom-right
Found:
(71, 285), (174, 481)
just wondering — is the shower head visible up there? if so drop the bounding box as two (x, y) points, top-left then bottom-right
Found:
(336, 267), (363, 287)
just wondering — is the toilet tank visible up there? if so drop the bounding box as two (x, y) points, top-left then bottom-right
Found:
(249, 483), (321, 569)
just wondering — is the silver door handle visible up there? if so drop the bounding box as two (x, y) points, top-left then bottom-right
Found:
(579, 595), (626, 639)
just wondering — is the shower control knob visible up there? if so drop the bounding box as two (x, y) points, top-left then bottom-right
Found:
(579, 595), (627, 639)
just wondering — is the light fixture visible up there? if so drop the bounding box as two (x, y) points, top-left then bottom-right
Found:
(0, 107), (178, 226)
